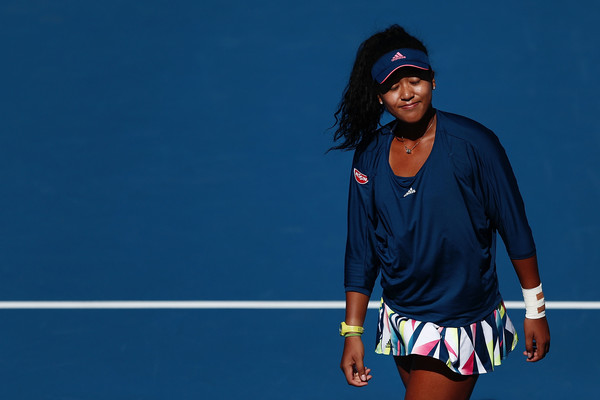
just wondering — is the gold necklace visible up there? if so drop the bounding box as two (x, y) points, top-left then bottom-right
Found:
(395, 116), (435, 154)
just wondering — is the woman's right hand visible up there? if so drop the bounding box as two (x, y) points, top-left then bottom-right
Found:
(340, 336), (372, 386)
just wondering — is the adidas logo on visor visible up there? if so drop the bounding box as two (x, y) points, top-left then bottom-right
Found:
(391, 52), (406, 62)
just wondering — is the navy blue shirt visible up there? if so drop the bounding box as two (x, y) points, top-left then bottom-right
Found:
(344, 110), (536, 326)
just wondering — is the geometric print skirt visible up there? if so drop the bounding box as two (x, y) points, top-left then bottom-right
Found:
(375, 299), (518, 375)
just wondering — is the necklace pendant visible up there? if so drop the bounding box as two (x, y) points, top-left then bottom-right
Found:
(406, 149), (412, 154)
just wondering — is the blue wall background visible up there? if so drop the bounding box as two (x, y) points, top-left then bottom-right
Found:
(1, 1), (598, 398)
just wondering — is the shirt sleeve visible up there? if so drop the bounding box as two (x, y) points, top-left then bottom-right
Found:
(344, 151), (380, 296)
(476, 131), (536, 259)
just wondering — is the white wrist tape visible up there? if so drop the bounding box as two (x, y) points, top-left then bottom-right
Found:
(521, 283), (546, 319)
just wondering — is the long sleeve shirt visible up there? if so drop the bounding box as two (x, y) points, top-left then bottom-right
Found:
(344, 110), (535, 326)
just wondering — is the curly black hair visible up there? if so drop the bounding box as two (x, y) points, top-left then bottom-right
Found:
(331, 25), (432, 151)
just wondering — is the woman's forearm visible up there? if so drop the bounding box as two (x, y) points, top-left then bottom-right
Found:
(345, 291), (370, 326)
(511, 255), (541, 289)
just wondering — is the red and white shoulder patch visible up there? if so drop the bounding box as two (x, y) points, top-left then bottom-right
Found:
(353, 168), (368, 184)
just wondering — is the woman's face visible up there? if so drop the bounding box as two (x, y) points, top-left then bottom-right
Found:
(378, 69), (435, 124)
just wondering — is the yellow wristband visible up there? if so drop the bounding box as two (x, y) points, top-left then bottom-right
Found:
(339, 321), (364, 336)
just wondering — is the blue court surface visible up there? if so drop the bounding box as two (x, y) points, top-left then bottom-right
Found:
(1, 1), (599, 399)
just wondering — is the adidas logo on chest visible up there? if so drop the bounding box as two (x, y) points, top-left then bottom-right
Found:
(403, 187), (416, 198)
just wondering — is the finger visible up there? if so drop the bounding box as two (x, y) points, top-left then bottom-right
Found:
(354, 359), (367, 382)
(535, 338), (550, 360)
(542, 337), (550, 355)
(525, 335), (534, 360)
(342, 363), (367, 387)
(341, 362), (355, 385)
(527, 348), (548, 362)
(351, 368), (369, 386)
(536, 341), (547, 359)
(526, 349), (539, 362)
(353, 372), (371, 385)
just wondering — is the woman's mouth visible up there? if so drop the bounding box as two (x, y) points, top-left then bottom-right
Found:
(400, 102), (419, 110)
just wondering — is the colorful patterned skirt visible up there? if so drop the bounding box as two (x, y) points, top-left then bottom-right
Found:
(375, 299), (517, 375)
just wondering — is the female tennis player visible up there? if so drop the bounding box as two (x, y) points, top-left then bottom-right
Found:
(333, 25), (550, 399)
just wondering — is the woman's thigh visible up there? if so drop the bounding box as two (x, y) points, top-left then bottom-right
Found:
(394, 355), (411, 387)
(394, 355), (478, 400)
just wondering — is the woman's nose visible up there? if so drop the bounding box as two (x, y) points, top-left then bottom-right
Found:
(400, 84), (414, 101)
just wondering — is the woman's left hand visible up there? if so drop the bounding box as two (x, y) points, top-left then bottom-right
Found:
(522, 317), (550, 362)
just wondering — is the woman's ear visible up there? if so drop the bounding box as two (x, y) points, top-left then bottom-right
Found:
(432, 78), (436, 90)
(378, 95), (383, 105)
